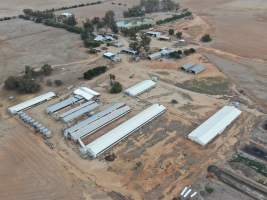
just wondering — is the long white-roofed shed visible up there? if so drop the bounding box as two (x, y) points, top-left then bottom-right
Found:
(125, 80), (156, 97)
(8, 92), (56, 114)
(81, 104), (166, 158)
(188, 106), (241, 146)
(73, 87), (100, 101)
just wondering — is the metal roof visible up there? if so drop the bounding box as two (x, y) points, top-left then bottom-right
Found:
(71, 105), (131, 141)
(46, 96), (83, 113)
(103, 52), (115, 58)
(148, 52), (162, 60)
(73, 87), (100, 101)
(62, 102), (99, 123)
(83, 104), (166, 158)
(64, 102), (126, 136)
(8, 92), (56, 114)
(59, 101), (95, 118)
(189, 64), (206, 74)
(181, 63), (195, 71)
(125, 80), (156, 97)
(188, 106), (241, 146)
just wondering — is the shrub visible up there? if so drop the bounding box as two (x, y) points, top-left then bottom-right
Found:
(110, 81), (122, 94)
(83, 66), (107, 80)
(169, 51), (182, 59)
(17, 78), (41, 93)
(4, 76), (19, 90)
(88, 48), (98, 54)
(54, 79), (63, 86)
(201, 34), (212, 42)
(41, 64), (53, 76)
(104, 153), (117, 161)
(205, 186), (214, 194)
(46, 79), (53, 86)
(83, 39), (101, 48)
(169, 29), (175, 35)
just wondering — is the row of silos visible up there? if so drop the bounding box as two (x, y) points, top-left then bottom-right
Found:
(17, 111), (52, 138)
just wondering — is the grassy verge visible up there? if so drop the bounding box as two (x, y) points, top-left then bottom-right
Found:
(176, 77), (230, 95)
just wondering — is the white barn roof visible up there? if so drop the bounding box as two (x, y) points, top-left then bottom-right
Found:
(188, 106), (241, 146)
(73, 87), (100, 100)
(125, 80), (156, 97)
(8, 92), (56, 114)
(82, 104), (166, 158)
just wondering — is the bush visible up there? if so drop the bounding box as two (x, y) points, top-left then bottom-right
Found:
(88, 48), (98, 54)
(17, 78), (40, 93)
(205, 186), (214, 194)
(171, 99), (178, 104)
(54, 80), (63, 86)
(110, 81), (122, 94)
(41, 64), (53, 76)
(83, 39), (102, 48)
(46, 79), (53, 86)
(201, 34), (212, 42)
(4, 76), (19, 90)
(104, 153), (117, 161)
(169, 29), (175, 35)
(84, 66), (107, 80)
(169, 51), (182, 59)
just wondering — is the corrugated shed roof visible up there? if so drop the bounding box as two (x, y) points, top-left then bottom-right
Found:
(64, 103), (126, 136)
(71, 105), (131, 141)
(46, 96), (83, 113)
(125, 80), (156, 97)
(188, 106), (241, 146)
(73, 87), (100, 101)
(84, 104), (166, 158)
(189, 64), (206, 74)
(8, 92), (56, 114)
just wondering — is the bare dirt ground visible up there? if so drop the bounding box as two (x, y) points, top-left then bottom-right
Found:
(180, 0), (267, 60)
(0, 19), (89, 84)
(0, 117), (112, 200)
(55, 0), (140, 20)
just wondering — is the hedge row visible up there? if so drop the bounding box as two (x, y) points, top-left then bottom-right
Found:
(156, 11), (192, 25)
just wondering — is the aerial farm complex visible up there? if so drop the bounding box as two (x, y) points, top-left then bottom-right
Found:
(0, 0), (267, 200)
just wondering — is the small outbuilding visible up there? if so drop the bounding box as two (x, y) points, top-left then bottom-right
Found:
(181, 63), (206, 74)
(146, 31), (161, 37)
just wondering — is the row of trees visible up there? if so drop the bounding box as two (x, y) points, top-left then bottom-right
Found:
(83, 66), (107, 80)
(169, 48), (196, 59)
(123, 0), (179, 18)
(156, 10), (192, 25)
(4, 64), (53, 93)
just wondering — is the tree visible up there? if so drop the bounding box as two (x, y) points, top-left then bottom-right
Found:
(103, 11), (118, 33)
(17, 78), (40, 93)
(201, 34), (212, 42)
(54, 79), (63, 86)
(140, 33), (151, 52)
(129, 41), (140, 52)
(123, 6), (145, 18)
(24, 65), (35, 79)
(41, 64), (53, 76)
(168, 28), (175, 35)
(83, 19), (94, 33)
(63, 15), (77, 26)
(161, 0), (179, 11)
(176, 31), (182, 39)
(110, 81), (122, 94)
(4, 76), (19, 90)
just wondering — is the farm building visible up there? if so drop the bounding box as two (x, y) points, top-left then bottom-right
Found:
(146, 31), (161, 37)
(148, 52), (162, 60)
(8, 92), (56, 114)
(64, 103), (126, 137)
(73, 87), (100, 101)
(181, 63), (206, 74)
(158, 35), (170, 41)
(46, 95), (83, 114)
(121, 48), (138, 55)
(103, 52), (121, 62)
(189, 64), (206, 74)
(71, 105), (131, 141)
(188, 106), (241, 146)
(125, 80), (156, 97)
(80, 104), (166, 158)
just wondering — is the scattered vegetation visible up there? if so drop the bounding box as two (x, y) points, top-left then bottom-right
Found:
(230, 154), (267, 177)
(129, 33), (151, 53)
(4, 64), (53, 93)
(123, 6), (145, 18)
(176, 77), (230, 95)
(83, 66), (107, 80)
(54, 79), (63, 86)
(176, 31), (182, 39)
(201, 34), (212, 42)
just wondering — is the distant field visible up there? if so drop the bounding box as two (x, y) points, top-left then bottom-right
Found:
(0, 19), (88, 83)
(181, 0), (267, 59)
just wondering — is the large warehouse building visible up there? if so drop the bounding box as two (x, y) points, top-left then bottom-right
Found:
(80, 104), (166, 158)
(188, 105), (242, 146)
